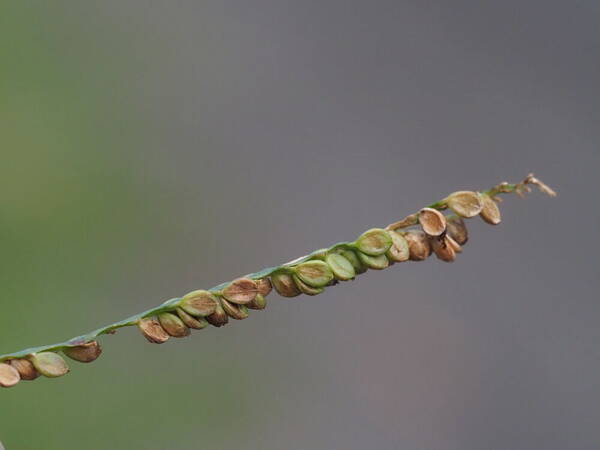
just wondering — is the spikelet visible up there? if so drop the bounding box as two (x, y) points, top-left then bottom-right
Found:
(430, 236), (456, 262)
(446, 216), (469, 245)
(418, 208), (447, 236)
(256, 278), (272, 296)
(8, 359), (39, 380)
(445, 191), (483, 218)
(325, 253), (356, 281)
(205, 302), (229, 327)
(222, 278), (259, 305)
(386, 230), (410, 263)
(221, 299), (250, 320)
(293, 274), (325, 295)
(30, 352), (70, 378)
(138, 317), (170, 344)
(403, 230), (431, 261)
(340, 249), (367, 274)
(180, 290), (219, 317)
(354, 229), (393, 256)
(63, 341), (102, 363)
(271, 272), (301, 297)
(176, 307), (209, 329)
(446, 235), (462, 253)
(158, 312), (191, 337)
(357, 252), (389, 270)
(0, 363), (21, 387)
(246, 294), (267, 310)
(294, 261), (334, 288)
(480, 194), (501, 225)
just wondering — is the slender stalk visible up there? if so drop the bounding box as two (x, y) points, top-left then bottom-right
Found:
(0, 173), (555, 363)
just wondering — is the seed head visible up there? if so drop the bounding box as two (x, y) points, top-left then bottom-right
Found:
(480, 194), (501, 225)
(271, 272), (302, 297)
(340, 249), (367, 274)
(256, 278), (272, 296)
(138, 317), (170, 344)
(325, 253), (356, 281)
(0, 363), (21, 387)
(63, 341), (102, 363)
(357, 252), (390, 270)
(418, 208), (447, 236)
(222, 278), (259, 305)
(176, 307), (209, 329)
(386, 231), (410, 263)
(30, 352), (70, 378)
(430, 236), (456, 262)
(403, 230), (431, 261)
(247, 293), (267, 310)
(446, 191), (483, 218)
(446, 216), (468, 245)
(293, 274), (325, 295)
(294, 261), (334, 288)
(8, 358), (39, 380)
(180, 290), (219, 317)
(355, 228), (393, 256)
(158, 312), (191, 337)
(205, 302), (229, 327)
(221, 299), (250, 320)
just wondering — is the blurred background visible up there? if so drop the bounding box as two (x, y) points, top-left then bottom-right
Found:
(1, 1), (598, 449)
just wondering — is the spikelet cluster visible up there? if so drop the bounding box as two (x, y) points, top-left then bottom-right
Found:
(134, 190), (499, 346)
(0, 341), (101, 387)
(0, 174), (554, 387)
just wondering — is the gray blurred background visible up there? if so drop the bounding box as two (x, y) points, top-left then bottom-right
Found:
(1, 1), (599, 449)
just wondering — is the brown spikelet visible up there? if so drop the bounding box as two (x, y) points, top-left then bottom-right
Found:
(0, 363), (21, 387)
(8, 358), (39, 380)
(480, 194), (502, 225)
(403, 230), (431, 261)
(446, 191), (484, 218)
(446, 235), (462, 253)
(205, 302), (229, 327)
(222, 278), (259, 305)
(138, 317), (170, 344)
(418, 208), (447, 236)
(446, 216), (469, 245)
(256, 278), (272, 296)
(63, 341), (102, 363)
(430, 236), (456, 262)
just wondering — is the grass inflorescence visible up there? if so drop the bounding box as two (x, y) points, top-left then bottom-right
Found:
(0, 173), (555, 388)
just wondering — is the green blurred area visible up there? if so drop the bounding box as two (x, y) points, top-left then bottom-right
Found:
(0, 3), (145, 348)
(0, 5), (265, 449)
